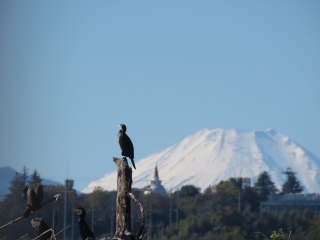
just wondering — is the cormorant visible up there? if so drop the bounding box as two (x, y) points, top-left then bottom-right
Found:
(22, 183), (43, 218)
(31, 218), (52, 240)
(118, 124), (136, 169)
(74, 207), (95, 240)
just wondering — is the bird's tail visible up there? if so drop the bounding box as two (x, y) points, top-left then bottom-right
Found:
(22, 207), (32, 218)
(131, 159), (136, 170)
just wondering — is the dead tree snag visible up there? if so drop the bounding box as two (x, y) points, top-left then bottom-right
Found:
(111, 157), (145, 240)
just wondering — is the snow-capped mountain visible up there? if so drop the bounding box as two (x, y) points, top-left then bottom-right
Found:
(82, 128), (320, 193)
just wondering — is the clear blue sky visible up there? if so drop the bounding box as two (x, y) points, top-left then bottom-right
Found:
(1, 1), (319, 191)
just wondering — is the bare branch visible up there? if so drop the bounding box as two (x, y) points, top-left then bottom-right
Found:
(39, 194), (61, 209)
(18, 233), (28, 240)
(32, 226), (70, 240)
(0, 216), (24, 230)
(127, 192), (145, 237)
(0, 194), (61, 230)
(33, 229), (54, 240)
(50, 226), (70, 239)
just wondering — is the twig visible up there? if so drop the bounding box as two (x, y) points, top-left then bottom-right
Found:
(33, 229), (54, 240)
(50, 226), (70, 239)
(39, 194), (61, 209)
(18, 233), (28, 240)
(254, 232), (269, 240)
(0, 216), (24, 230)
(288, 231), (291, 240)
(32, 226), (70, 240)
(0, 194), (61, 230)
(127, 192), (145, 238)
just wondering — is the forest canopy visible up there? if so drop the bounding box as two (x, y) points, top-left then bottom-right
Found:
(0, 167), (318, 240)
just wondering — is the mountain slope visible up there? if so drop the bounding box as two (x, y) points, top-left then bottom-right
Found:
(82, 128), (320, 193)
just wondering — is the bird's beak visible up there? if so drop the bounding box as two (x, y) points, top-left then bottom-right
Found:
(74, 209), (81, 215)
(118, 124), (121, 128)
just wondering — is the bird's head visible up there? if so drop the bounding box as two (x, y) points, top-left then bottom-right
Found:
(74, 207), (86, 218)
(118, 124), (127, 132)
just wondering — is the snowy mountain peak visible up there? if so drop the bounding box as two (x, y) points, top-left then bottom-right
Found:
(82, 128), (320, 194)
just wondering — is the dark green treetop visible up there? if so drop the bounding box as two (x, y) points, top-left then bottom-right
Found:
(28, 169), (42, 185)
(254, 171), (278, 200)
(281, 167), (304, 194)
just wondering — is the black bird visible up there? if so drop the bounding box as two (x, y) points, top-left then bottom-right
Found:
(22, 183), (43, 218)
(31, 218), (52, 240)
(118, 124), (136, 169)
(74, 207), (95, 240)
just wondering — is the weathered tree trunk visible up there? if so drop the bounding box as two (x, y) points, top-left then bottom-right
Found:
(111, 157), (145, 240)
(114, 157), (132, 238)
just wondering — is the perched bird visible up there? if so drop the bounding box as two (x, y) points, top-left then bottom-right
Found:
(31, 218), (52, 240)
(22, 183), (43, 218)
(118, 124), (136, 169)
(74, 207), (95, 240)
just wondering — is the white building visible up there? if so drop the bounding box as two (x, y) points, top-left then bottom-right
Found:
(144, 165), (168, 197)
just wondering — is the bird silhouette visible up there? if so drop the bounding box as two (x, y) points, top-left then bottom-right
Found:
(22, 183), (43, 218)
(118, 124), (136, 169)
(31, 218), (52, 240)
(74, 207), (95, 240)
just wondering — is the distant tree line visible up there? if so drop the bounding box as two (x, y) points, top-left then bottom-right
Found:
(1, 166), (319, 240)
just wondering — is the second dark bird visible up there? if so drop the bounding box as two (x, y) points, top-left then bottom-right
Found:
(118, 124), (136, 169)
(22, 183), (43, 218)
(74, 207), (95, 240)
(31, 218), (52, 240)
